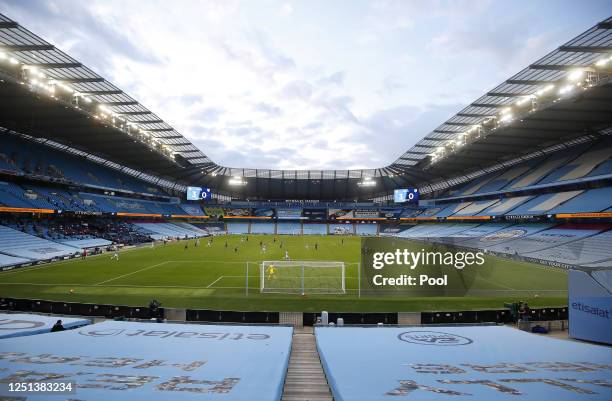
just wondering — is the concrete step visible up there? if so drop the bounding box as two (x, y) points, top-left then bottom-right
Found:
(282, 332), (333, 401)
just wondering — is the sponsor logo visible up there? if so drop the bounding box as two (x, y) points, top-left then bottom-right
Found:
(398, 331), (473, 346)
(78, 327), (271, 341)
(78, 329), (125, 337)
(571, 302), (611, 319)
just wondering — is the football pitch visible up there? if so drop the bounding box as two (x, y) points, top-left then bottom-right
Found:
(0, 235), (568, 312)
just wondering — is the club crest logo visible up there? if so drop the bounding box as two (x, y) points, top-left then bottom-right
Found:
(78, 328), (125, 337)
(398, 331), (473, 346)
(0, 319), (45, 330)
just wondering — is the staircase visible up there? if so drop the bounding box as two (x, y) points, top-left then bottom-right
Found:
(282, 328), (333, 401)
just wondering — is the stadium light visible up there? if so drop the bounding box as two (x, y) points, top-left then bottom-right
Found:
(499, 113), (514, 123)
(595, 57), (611, 67)
(26, 67), (46, 79)
(58, 83), (73, 93)
(536, 84), (554, 96)
(9, 57), (18, 65)
(98, 105), (111, 114)
(567, 70), (584, 82)
(558, 85), (575, 95)
(357, 178), (376, 187)
(515, 96), (533, 106)
(229, 177), (247, 186)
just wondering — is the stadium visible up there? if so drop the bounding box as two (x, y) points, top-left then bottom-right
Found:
(0, 3), (611, 401)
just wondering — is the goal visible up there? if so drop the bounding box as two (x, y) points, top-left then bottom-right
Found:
(260, 260), (345, 295)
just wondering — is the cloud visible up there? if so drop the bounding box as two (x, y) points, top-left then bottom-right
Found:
(0, 0), (604, 170)
(316, 71), (346, 87)
(253, 102), (283, 118)
(278, 2), (293, 17)
(0, 0), (161, 72)
(280, 80), (313, 100)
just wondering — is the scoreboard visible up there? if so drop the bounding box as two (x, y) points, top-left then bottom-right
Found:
(393, 188), (419, 203)
(186, 187), (212, 201)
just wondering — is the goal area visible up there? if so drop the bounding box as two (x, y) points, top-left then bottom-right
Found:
(260, 260), (345, 295)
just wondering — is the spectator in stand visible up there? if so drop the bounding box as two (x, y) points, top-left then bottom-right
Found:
(50, 320), (65, 332)
(518, 302), (531, 322)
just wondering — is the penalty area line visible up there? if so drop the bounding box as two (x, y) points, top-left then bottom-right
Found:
(207, 276), (225, 288)
(94, 261), (171, 286)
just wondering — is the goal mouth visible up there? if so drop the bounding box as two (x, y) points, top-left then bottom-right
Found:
(260, 260), (346, 295)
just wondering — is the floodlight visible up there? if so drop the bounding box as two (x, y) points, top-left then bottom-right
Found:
(536, 84), (554, 96)
(558, 85), (574, 95)
(229, 177), (247, 186)
(515, 96), (532, 106)
(98, 105), (111, 114)
(357, 178), (376, 187)
(567, 70), (584, 81)
(596, 56), (612, 67)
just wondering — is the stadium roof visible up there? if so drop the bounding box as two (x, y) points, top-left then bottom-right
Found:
(394, 18), (612, 174)
(0, 14), (611, 200)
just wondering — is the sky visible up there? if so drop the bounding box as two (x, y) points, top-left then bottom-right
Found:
(1, 0), (610, 170)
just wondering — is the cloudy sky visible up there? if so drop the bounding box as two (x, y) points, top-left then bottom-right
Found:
(1, 1), (610, 169)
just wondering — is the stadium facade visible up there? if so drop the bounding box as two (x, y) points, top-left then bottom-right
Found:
(0, 14), (610, 316)
(0, 11), (611, 401)
(0, 14), (610, 201)
(0, 14), (610, 270)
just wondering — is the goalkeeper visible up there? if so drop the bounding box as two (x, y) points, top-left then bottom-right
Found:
(266, 264), (277, 280)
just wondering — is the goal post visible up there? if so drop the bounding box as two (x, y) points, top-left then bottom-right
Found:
(260, 260), (346, 295)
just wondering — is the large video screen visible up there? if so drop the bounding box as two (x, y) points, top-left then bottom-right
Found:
(393, 188), (419, 203)
(186, 186), (211, 201)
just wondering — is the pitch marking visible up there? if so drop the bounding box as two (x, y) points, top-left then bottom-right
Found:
(206, 275), (225, 288)
(94, 261), (171, 285)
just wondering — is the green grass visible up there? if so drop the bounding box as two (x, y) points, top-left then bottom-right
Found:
(0, 235), (568, 312)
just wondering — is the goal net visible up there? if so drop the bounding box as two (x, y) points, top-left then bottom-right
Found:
(260, 260), (345, 295)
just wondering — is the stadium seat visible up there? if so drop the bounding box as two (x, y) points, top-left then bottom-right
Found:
(485, 224), (603, 255)
(315, 325), (612, 401)
(251, 222), (276, 234)
(0, 313), (91, 338)
(0, 225), (80, 260)
(0, 320), (293, 401)
(227, 222), (250, 234)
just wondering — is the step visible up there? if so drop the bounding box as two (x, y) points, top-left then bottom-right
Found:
(282, 332), (333, 401)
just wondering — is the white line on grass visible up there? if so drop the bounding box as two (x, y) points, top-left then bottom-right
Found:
(167, 260), (360, 264)
(206, 276), (225, 288)
(0, 246), (147, 277)
(94, 261), (171, 286)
